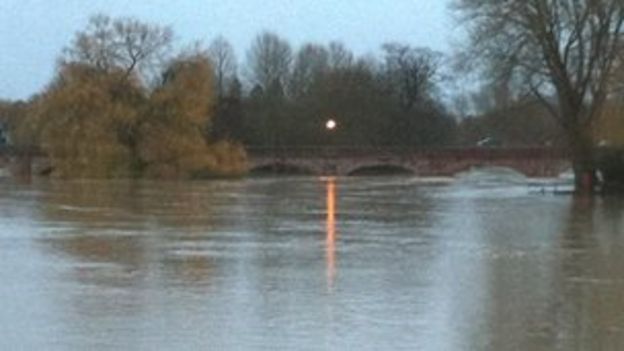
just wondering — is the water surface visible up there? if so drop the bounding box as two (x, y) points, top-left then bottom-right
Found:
(1, 174), (624, 350)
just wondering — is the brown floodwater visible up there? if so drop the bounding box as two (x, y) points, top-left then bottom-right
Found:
(1, 173), (623, 350)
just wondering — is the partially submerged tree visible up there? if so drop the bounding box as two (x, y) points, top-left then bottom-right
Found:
(29, 64), (143, 178)
(18, 16), (247, 179)
(139, 55), (216, 178)
(138, 54), (248, 178)
(454, 0), (624, 191)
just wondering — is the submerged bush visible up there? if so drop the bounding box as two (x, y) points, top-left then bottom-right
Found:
(21, 55), (247, 179)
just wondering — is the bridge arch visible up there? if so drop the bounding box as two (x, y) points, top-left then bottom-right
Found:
(451, 164), (531, 178)
(452, 163), (530, 177)
(449, 160), (571, 178)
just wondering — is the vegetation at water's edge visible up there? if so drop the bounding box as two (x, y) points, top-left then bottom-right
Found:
(0, 14), (463, 179)
(3, 15), (247, 179)
(3, 4), (624, 186)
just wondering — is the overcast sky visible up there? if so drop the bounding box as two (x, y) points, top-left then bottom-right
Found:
(0, 0), (457, 100)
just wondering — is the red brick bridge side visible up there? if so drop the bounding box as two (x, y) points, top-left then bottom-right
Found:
(248, 147), (571, 178)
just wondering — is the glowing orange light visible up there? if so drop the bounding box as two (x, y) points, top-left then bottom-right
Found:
(326, 177), (337, 289)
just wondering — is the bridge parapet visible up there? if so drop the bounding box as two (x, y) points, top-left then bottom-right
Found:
(247, 146), (571, 177)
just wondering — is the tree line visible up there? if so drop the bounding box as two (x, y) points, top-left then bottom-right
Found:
(209, 33), (457, 149)
(2, 2), (624, 187)
(0, 15), (465, 178)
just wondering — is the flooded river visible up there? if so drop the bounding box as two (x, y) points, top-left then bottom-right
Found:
(1, 174), (624, 350)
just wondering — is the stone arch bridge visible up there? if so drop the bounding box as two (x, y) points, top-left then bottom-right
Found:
(248, 147), (570, 178)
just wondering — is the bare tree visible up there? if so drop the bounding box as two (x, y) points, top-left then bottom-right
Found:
(328, 41), (354, 70)
(382, 43), (441, 112)
(246, 32), (292, 90)
(208, 36), (238, 98)
(454, 0), (624, 191)
(289, 43), (329, 98)
(63, 14), (173, 84)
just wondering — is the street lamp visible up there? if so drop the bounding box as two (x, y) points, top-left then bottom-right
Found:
(325, 119), (337, 131)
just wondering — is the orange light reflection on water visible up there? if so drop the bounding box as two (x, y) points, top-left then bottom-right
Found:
(325, 177), (337, 289)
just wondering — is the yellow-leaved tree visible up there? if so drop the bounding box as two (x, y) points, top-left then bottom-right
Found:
(15, 15), (247, 179)
(138, 54), (247, 178)
(28, 64), (144, 178)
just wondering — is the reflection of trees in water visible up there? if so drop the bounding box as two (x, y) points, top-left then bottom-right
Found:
(457, 196), (567, 350)
(38, 180), (243, 289)
(470, 197), (624, 350)
(38, 180), (147, 291)
(147, 181), (245, 287)
(40, 180), (145, 226)
(45, 235), (146, 288)
(35, 180), (250, 342)
(551, 198), (624, 350)
(33, 181), (150, 337)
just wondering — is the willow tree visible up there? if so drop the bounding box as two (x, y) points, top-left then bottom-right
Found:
(138, 54), (247, 178)
(19, 15), (246, 179)
(28, 64), (143, 178)
(454, 0), (624, 191)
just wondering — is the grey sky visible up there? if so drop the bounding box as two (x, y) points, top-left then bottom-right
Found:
(0, 0), (456, 100)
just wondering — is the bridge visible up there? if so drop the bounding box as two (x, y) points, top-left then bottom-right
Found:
(0, 145), (571, 178)
(248, 147), (571, 178)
